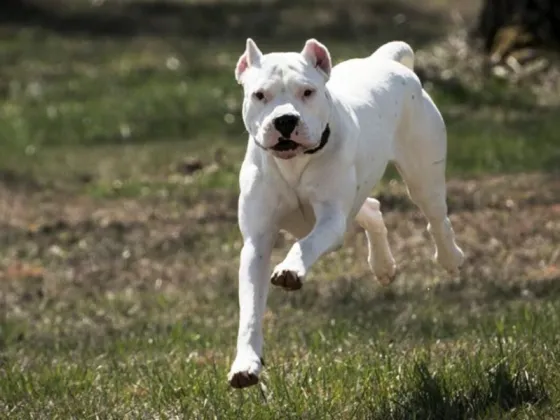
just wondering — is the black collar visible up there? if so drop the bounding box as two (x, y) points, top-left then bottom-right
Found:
(304, 124), (330, 155)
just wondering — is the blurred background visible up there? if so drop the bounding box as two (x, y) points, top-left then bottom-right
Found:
(0, 0), (559, 417)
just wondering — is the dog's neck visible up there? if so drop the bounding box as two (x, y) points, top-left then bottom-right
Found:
(303, 124), (330, 155)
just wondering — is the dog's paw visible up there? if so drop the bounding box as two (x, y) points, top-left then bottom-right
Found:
(435, 243), (465, 275)
(228, 351), (264, 389)
(271, 263), (304, 291)
(376, 263), (397, 286)
(369, 256), (397, 286)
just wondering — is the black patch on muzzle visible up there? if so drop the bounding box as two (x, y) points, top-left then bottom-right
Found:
(271, 139), (299, 151)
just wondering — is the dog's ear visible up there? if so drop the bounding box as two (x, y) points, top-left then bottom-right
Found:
(235, 38), (263, 84)
(301, 39), (332, 79)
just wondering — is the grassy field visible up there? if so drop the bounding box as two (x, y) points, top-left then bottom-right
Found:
(0, 0), (559, 418)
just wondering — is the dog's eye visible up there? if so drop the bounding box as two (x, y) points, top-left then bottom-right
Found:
(254, 91), (265, 101)
(303, 89), (315, 98)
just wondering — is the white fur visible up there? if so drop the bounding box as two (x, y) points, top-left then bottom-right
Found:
(228, 39), (465, 388)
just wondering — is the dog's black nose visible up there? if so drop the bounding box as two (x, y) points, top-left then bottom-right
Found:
(274, 115), (299, 137)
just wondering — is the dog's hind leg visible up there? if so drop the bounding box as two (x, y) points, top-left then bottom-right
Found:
(355, 198), (397, 285)
(393, 91), (464, 274)
(396, 160), (464, 274)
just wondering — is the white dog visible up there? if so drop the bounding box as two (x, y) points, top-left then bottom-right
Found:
(228, 38), (465, 388)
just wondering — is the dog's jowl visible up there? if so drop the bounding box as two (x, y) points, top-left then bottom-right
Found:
(228, 38), (465, 388)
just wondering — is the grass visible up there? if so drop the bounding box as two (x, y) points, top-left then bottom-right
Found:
(0, 0), (559, 418)
(1, 2), (559, 188)
(1, 281), (560, 418)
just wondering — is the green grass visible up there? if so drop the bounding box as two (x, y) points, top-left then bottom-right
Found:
(1, 1), (559, 418)
(1, 14), (558, 195)
(1, 287), (559, 418)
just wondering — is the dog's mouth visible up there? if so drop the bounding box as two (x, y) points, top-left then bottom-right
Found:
(270, 139), (300, 152)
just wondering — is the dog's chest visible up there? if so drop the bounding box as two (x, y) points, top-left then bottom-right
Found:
(273, 155), (312, 187)
(278, 198), (316, 239)
(269, 159), (317, 238)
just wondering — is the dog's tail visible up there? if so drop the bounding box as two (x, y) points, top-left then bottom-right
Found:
(370, 41), (415, 71)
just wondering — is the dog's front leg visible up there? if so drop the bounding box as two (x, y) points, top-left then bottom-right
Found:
(228, 234), (274, 388)
(271, 201), (347, 290)
(228, 188), (278, 389)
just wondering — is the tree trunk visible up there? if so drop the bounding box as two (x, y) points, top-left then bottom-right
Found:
(0, 0), (51, 23)
(474, 0), (560, 60)
(475, 0), (560, 63)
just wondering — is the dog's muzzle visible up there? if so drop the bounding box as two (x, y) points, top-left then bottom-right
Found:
(254, 124), (331, 156)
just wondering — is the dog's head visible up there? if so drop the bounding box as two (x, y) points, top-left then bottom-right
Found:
(235, 38), (332, 160)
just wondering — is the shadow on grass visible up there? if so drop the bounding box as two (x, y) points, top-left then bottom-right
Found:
(373, 360), (548, 420)
(1, 0), (446, 47)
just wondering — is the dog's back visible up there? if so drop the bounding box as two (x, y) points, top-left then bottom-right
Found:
(328, 41), (418, 104)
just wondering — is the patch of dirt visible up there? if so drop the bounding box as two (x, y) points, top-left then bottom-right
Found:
(0, 172), (558, 322)
(377, 173), (560, 213)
